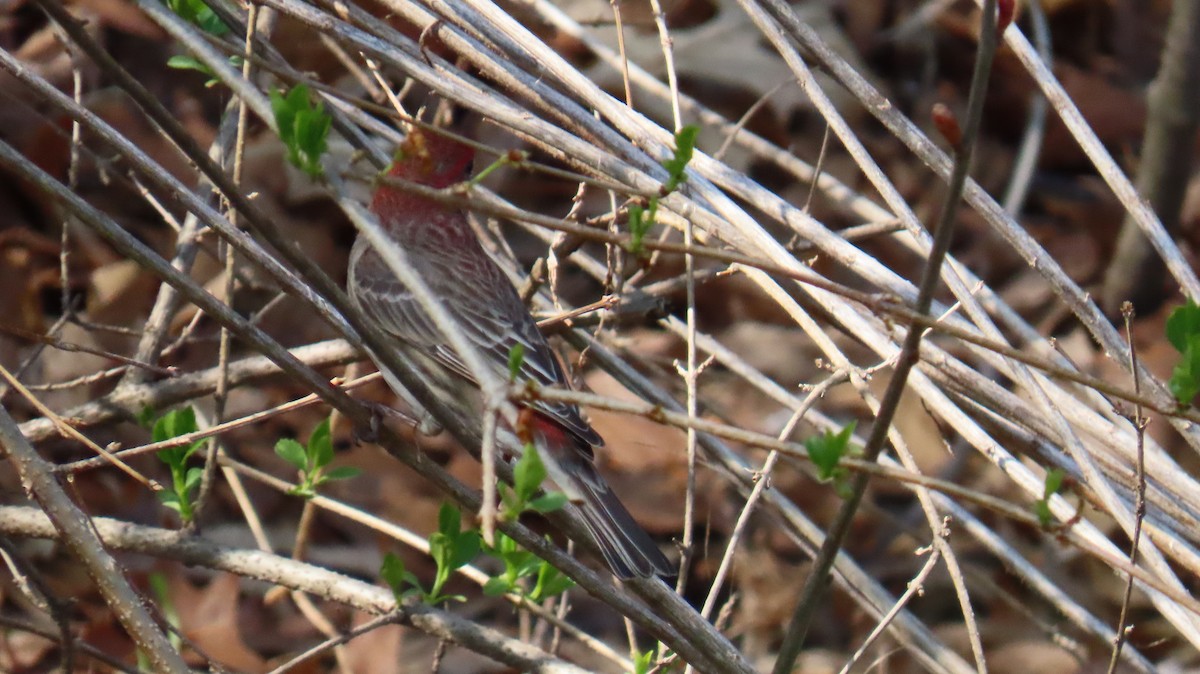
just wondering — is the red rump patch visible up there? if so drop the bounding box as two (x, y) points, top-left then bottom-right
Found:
(516, 407), (572, 449)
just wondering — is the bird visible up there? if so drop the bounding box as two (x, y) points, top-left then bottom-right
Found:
(347, 127), (674, 579)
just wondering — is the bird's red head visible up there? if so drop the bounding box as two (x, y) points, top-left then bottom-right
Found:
(371, 128), (475, 221)
(385, 128), (475, 189)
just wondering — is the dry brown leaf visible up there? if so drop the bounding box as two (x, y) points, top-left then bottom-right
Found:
(167, 571), (269, 672)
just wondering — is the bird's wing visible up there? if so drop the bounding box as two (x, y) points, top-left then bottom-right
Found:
(349, 233), (604, 448)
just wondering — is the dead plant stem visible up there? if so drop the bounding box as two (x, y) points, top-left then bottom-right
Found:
(770, 2), (999, 669)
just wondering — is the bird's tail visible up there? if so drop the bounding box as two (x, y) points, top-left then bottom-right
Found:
(567, 461), (675, 580)
(523, 412), (675, 579)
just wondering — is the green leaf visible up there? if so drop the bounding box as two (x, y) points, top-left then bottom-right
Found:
(805, 422), (856, 482)
(451, 531), (482, 570)
(153, 407), (198, 444)
(147, 571), (184, 650)
(308, 418), (333, 469)
(437, 502), (461, 536)
(196, 11), (226, 35)
(381, 553), (421, 600)
(288, 483), (316, 500)
(427, 503), (481, 600)
(1042, 468), (1066, 499)
(156, 446), (184, 470)
(157, 490), (182, 510)
(1033, 468), (1067, 528)
(498, 483), (519, 515)
(1034, 499), (1053, 528)
(153, 407), (204, 468)
(322, 466), (361, 481)
(528, 492), (568, 514)
(165, 0), (228, 35)
(297, 107), (331, 168)
(279, 417), (345, 498)
(1171, 340), (1200, 404)
(500, 446), (566, 518)
(627, 204), (647, 255)
(482, 576), (512, 596)
(491, 530), (520, 556)
(496, 532), (540, 575)
(166, 55), (212, 75)
(662, 125), (699, 191)
(270, 84), (331, 178)
(183, 467), (203, 492)
(430, 593), (468, 604)
(270, 89), (296, 145)
(483, 531), (552, 596)
(286, 84), (309, 110)
(513, 555), (542, 580)
(512, 446), (548, 504)
(428, 536), (452, 598)
(151, 408), (203, 523)
(529, 561), (574, 601)
(507, 343), (526, 382)
(137, 405), (157, 430)
(168, 54), (245, 88)
(633, 649), (655, 674)
(1167, 302), (1200, 353)
(274, 438), (308, 472)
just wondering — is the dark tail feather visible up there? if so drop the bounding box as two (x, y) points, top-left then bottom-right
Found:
(572, 474), (675, 580)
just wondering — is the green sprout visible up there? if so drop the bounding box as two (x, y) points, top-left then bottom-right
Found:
(508, 343), (526, 382)
(1033, 468), (1066, 528)
(1166, 301), (1200, 404)
(661, 125), (699, 192)
(382, 393), (575, 605)
(274, 417), (359, 499)
(484, 442), (573, 600)
(166, 54), (244, 88)
(627, 203), (649, 257)
(166, 0), (228, 35)
(152, 407), (205, 523)
(633, 647), (657, 674)
(805, 422), (858, 499)
(500, 443), (569, 520)
(380, 553), (423, 602)
(625, 125), (699, 256)
(270, 84), (332, 178)
(482, 530), (574, 601)
(381, 503), (482, 605)
(470, 148), (529, 186)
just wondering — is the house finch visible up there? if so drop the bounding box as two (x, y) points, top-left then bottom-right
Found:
(348, 128), (673, 579)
